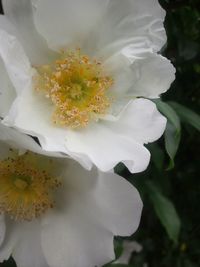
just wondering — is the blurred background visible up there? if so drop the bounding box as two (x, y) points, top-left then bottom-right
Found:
(0, 0), (199, 266)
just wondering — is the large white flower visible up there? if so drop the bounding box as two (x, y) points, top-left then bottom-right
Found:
(0, 122), (142, 267)
(0, 0), (175, 172)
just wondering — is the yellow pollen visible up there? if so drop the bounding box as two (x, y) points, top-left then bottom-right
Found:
(14, 179), (28, 190)
(0, 152), (61, 221)
(35, 49), (114, 129)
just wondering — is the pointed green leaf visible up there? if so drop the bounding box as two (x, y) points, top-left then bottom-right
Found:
(154, 99), (181, 133)
(164, 120), (181, 169)
(154, 100), (181, 168)
(168, 101), (200, 132)
(145, 181), (181, 244)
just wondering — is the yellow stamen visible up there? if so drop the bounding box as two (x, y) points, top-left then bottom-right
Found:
(35, 49), (114, 129)
(0, 151), (61, 221)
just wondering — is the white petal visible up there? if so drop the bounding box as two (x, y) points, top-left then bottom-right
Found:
(41, 161), (142, 267)
(65, 99), (166, 172)
(33, 0), (109, 50)
(0, 58), (16, 117)
(2, 0), (56, 65)
(0, 139), (10, 160)
(4, 84), (150, 172)
(85, 0), (166, 58)
(0, 215), (6, 247)
(65, 122), (150, 173)
(0, 121), (66, 159)
(0, 219), (18, 262)
(0, 29), (32, 94)
(3, 87), (67, 151)
(102, 53), (135, 117)
(2, 89), (91, 169)
(12, 221), (49, 267)
(0, 121), (41, 153)
(104, 98), (167, 144)
(115, 240), (142, 264)
(129, 53), (176, 98)
(0, 15), (16, 36)
(103, 53), (134, 97)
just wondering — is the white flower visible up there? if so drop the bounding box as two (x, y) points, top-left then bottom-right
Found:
(0, 122), (143, 267)
(114, 240), (142, 265)
(0, 0), (175, 172)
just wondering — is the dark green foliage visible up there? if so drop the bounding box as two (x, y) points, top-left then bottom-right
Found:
(0, 258), (16, 267)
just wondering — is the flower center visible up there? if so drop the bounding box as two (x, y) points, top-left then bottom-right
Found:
(0, 151), (60, 221)
(35, 49), (114, 128)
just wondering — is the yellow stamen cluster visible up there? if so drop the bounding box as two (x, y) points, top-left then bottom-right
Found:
(0, 151), (60, 221)
(35, 49), (114, 128)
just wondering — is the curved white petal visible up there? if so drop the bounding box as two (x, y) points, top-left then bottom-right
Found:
(33, 0), (109, 50)
(102, 53), (135, 117)
(0, 219), (18, 262)
(2, 85), (93, 169)
(0, 121), (41, 153)
(2, 0), (56, 65)
(0, 58), (16, 117)
(0, 140), (11, 160)
(41, 161), (142, 267)
(85, 0), (166, 58)
(0, 121), (66, 159)
(103, 53), (134, 97)
(129, 53), (176, 98)
(0, 15), (16, 36)
(3, 87), (151, 172)
(0, 215), (6, 247)
(66, 123), (150, 173)
(104, 98), (167, 144)
(12, 221), (49, 267)
(0, 29), (32, 94)
(65, 99), (166, 172)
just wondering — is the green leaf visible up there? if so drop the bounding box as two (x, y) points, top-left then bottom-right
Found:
(145, 181), (181, 244)
(164, 121), (181, 169)
(148, 143), (165, 171)
(168, 101), (200, 132)
(154, 99), (181, 133)
(106, 265), (132, 267)
(114, 240), (124, 260)
(154, 100), (181, 168)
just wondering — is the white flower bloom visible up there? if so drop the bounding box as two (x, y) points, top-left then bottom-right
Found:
(0, 0), (175, 172)
(0, 122), (143, 267)
(114, 240), (142, 265)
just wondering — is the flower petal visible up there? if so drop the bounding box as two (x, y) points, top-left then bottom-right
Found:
(0, 121), (40, 153)
(33, 0), (109, 50)
(2, 89), (92, 169)
(41, 161), (142, 267)
(0, 219), (18, 262)
(85, 0), (166, 58)
(66, 123), (150, 173)
(0, 58), (16, 118)
(0, 121), (66, 159)
(102, 53), (135, 117)
(2, 0), (56, 65)
(65, 99), (166, 172)
(0, 139), (11, 160)
(12, 221), (49, 267)
(103, 53), (134, 97)
(0, 215), (6, 247)
(104, 98), (167, 144)
(129, 53), (176, 98)
(0, 28), (32, 94)
(3, 86), (150, 172)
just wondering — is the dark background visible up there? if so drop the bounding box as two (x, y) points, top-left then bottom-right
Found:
(0, 0), (200, 266)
